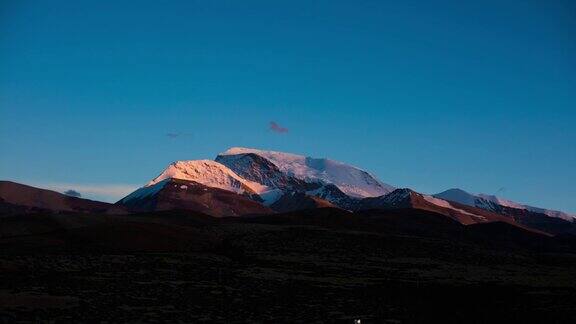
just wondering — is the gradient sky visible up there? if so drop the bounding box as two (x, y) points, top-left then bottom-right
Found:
(1, 0), (575, 211)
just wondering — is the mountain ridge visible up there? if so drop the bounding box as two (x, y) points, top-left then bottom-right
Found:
(217, 147), (395, 198)
(3, 147), (574, 237)
(434, 188), (575, 221)
(0, 180), (120, 215)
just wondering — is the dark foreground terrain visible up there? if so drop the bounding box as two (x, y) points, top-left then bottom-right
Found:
(1, 208), (576, 323)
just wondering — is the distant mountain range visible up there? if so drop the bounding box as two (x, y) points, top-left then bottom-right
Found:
(1, 147), (574, 236)
(434, 188), (575, 221)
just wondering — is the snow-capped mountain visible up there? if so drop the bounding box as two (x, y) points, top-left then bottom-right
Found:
(434, 188), (575, 221)
(214, 151), (310, 191)
(147, 160), (268, 197)
(217, 147), (395, 198)
(114, 147), (573, 233)
(359, 188), (513, 225)
(214, 150), (358, 208)
(120, 147), (394, 212)
(117, 159), (278, 214)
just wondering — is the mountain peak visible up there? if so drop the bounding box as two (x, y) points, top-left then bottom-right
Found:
(218, 147), (395, 198)
(434, 188), (478, 206)
(147, 159), (268, 195)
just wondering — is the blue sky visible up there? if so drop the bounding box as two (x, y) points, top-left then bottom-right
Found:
(1, 0), (575, 211)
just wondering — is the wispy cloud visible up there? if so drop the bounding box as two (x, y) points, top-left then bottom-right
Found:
(166, 132), (191, 139)
(269, 121), (289, 134)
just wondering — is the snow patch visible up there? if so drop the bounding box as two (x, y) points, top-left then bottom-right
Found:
(477, 194), (525, 209)
(119, 179), (169, 203)
(259, 189), (284, 206)
(423, 195), (486, 220)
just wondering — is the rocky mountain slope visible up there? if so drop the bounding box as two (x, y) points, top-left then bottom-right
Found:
(117, 178), (272, 217)
(0, 181), (116, 215)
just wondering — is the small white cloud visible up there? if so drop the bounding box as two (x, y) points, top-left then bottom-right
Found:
(63, 189), (82, 197)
